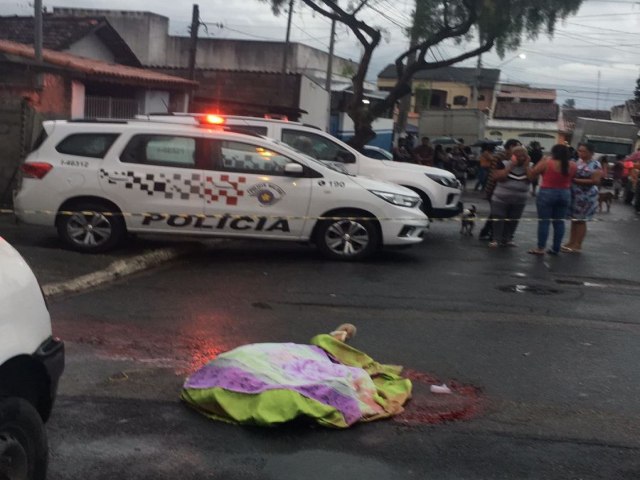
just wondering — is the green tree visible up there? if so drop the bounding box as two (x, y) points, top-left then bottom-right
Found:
(634, 76), (640, 103)
(266, 0), (583, 148)
(563, 98), (576, 109)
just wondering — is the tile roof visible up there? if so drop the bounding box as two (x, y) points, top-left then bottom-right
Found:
(0, 39), (196, 89)
(378, 64), (501, 89)
(0, 15), (140, 66)
(497, 83), (556, 101)
(561, 108), (611, 131)
(493, 102), (559, 121)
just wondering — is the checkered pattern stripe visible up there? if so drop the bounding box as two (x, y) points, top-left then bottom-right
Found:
(204, 174), (247, 206)
(99, 169), (246, 205)
(99, 169), (202, 200)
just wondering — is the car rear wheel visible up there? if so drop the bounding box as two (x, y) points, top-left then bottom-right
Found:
(316, 213), (380, 261)
(57, 201), (126, 253)
(0, 398), (48, 480)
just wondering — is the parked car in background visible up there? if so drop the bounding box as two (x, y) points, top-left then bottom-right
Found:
(0, 237), (64, 480)
(431, 137), (463, 149)
(14, 119), (428, 261)
(361, 145), (393, 161)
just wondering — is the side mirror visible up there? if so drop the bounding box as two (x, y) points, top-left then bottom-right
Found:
(338, 151), (356, 164)
(284, 163), (304, 176)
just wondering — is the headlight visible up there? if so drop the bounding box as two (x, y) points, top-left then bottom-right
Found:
(369, 190), (421, 208)
(425, 172), (459, 188)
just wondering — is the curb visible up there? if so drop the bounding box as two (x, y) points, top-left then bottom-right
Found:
(42, 245), (198, 298)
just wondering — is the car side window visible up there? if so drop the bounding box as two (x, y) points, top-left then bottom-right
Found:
(281, 129), (352, 163)
(120, 135), (196, 168)
(55, 133), (119, 158)
(212, 140), (293, 175)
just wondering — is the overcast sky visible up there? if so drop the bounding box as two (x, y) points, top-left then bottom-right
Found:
(2, 0), (640, 110)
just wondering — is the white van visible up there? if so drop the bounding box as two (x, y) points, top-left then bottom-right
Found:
(138, 114), (463, 218)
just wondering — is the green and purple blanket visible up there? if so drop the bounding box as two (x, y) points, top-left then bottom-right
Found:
(181, 334), (411, 428)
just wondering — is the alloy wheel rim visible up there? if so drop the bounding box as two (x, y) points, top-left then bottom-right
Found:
(67, 211), (113, 247)
(325, 220), (369, 256)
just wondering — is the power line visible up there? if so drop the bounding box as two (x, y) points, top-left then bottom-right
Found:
(366, 3), (412, 30)
(565, 20), (640, 36)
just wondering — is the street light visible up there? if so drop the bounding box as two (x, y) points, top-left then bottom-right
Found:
(498, 53), (526, 68)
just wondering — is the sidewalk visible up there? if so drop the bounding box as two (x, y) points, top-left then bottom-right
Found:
(0, 213), (203, 297)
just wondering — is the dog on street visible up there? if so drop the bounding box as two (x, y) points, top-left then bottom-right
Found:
(598, 191), (614, 213)
(460, 205), (477, 236)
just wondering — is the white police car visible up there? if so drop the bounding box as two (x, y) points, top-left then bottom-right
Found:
(0, 237), (64, 479)
(138, 114), (463, 218)
(14, 120), (428, 261)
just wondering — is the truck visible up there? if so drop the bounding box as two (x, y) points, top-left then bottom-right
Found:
(570, 117), (639, 160)
(418, 109), (487, 145)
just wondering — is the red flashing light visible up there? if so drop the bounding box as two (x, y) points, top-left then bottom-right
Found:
(21, 162), (53, 179)
(202, 114), (225, 125)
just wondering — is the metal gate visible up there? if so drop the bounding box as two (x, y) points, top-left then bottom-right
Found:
(85, 96), (140, 119)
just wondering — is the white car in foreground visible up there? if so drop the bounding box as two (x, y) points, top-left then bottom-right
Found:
(14, 120), (428, 261)
(0, 237), (64, 480)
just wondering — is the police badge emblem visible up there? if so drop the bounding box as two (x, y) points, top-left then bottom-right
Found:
(248, 183), (286, 206)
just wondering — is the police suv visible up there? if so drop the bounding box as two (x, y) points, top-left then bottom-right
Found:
(140, 114), (463, 218)
(14, 119), (428, 261)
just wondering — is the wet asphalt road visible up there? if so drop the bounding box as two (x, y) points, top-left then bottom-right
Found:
(43, 193), (640, 479)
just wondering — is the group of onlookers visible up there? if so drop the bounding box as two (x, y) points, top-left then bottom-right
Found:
(393, 135), (472, 187)
(392, 134), (640, 255)
(604, 153), (640, 205)
(475, 139), (640, 255)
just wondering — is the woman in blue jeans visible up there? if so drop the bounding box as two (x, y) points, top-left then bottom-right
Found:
(527, 144), (577, 255)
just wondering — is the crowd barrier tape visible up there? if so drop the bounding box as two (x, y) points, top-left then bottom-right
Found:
(0, 208), (636, 223)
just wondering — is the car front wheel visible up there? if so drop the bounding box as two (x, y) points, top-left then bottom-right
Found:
(57, 202), (126, 253)
(0, 397), (48, 480)
(316, 213), (380, 261)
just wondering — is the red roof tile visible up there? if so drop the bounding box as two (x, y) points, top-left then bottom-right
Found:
(0, 39), (196, 89)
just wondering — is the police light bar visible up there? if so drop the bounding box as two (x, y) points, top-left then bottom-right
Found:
(201, 114), (225, 125)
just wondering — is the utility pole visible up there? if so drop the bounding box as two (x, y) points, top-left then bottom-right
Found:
(596, 70), (601, 110)
(187, 4), (200, 82)
(34, 0), (42, 63)
(282, 0), (294, 73)
(187, 4), (200, 111)
(34, 0), (43, 88)
(325, 18), (336, 132)
(473, 54), (482, 109)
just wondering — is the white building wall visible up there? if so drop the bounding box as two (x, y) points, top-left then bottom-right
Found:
(486, 119), (560, 151)
(163, 37), (359, 73)
(141, 91), (170, 114)
(70, 81), (85, 119)
(54, 8), (169, 65)
(298, 76), (329, 130)
(66, 33), (115, 63)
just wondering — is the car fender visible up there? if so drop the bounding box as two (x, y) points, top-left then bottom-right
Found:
(0, 239), (52, 365)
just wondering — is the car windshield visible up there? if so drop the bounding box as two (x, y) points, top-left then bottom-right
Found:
(271, 139), (354, 176)
(364, 148), (393, 161)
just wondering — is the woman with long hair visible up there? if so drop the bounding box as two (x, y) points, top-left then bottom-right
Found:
(562, 143), (602, 252)
(527, 144), (578, 255)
